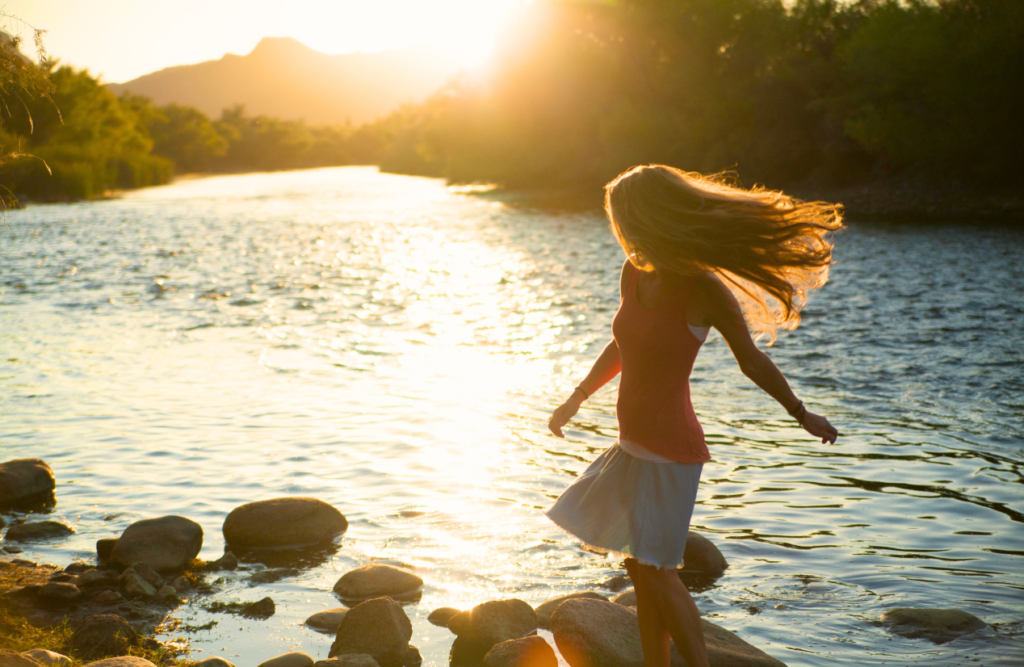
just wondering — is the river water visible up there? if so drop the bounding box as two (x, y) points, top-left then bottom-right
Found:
(2, 167), (1022, 666)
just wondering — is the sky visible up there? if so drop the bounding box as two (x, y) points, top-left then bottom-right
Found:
(0, 0), (523, 83)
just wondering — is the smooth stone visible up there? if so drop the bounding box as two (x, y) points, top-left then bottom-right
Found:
(0, 516), (5, 529)
(171, 575), (189, 593)
(92, 589), (123, 604)
(156, 585), (179, 601)
(329, 597), (412, 667)
(305, 607), (349, 632)
(598, 575), (631, 592)
(449, 636), (490, 667)
(207, 551), (238, 571)
(21, 650), (71, 667)
(611, 590), (636, 607)
(484, 636), (557, 667)
(194, 659), (237, 667)
(313, 657), (379, 667)
(448, 599), (538, 651)
(70, 614), (139, 658)
(38, 582), (82, 603)
(77, 569), (118, 588)
(96, 538), (118, 561)
(131, 562), (164, 588)
(243, 597), (276, 618)
(5, 521), (75, 542)
(333, 564), (423, 600)
(0, 459), (56, 505)
(0, 650), (45, 667)
(65, 562), (91, 575)
(550, 598), (785, 667)
(256, 652), (314, 667)
(223, 497), (348, 550)
(81, 659), (157, 667)
(111, 516), (203, 572)
(879, 608), (988, 644)
(683, 533), (728, 575)
(427, 606), (462, 627)
(534, 592), (607, 630)
(119, 568), (156, 598)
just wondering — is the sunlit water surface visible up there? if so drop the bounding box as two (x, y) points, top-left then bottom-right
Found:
(2, 168), (1022, 666)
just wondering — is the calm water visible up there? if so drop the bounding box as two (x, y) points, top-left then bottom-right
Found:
(2, 167), (1022, 666)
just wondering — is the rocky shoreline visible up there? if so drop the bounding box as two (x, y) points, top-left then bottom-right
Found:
(0, 457), (995, 667)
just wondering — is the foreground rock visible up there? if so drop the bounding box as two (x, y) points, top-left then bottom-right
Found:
(878, 608), (987, 644)
(427, 606), (462, 627)
(257, 653), (314, 667)
(243, 597), (276, 618)
(69, 614), (140, 659)
(5, 521), (75, 542)
(223, 497), (348, 550)
(0, 459), (55, 506)
(611, 590), (636, 607)
(0, 649), (45, 667)
(119, 568), (157, 599)
(82, 659), (157, 667)
(683, 533), (728, 575)
(534, 592), (606, 630)
(96, 538), (118, 562)
(20, 651), (71, 667)
(448, 599), (538, 651)
(333, 564), (423, 600)
(551, 598), (785, 667)
(484, 636), (557, 667)
(314, 657), (379, 667)
(38, 582), (82, 604)
(329, 597), (414, 667)
(306, 607), (349, 632)
(194, 659), (236, 667)
(111, 516), (203, 572)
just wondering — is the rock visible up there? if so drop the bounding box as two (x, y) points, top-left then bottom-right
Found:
(76, 569), (118, 588)
(313, 657), (379, 667)
(333, 564), (423, 600)
(683, 533), (728, 575)
(450, 637), (490, 667)
(156, 585), (179, 601)
(96, 538), (118, 561)
(111, 516), (203, 572)
(402, 646), (421, 667)
(3, 545), (23, 554)
(448, 599), (538, 651)
(306, 607), (350, 632)
(611, 590), (636, 607)
(0, 649), (45, 667)
(257, 653), (314, 667)
(171, 575), (189, 593)
(5, 521), (75, 542)
(223, 497), (348, 550)
(207, 551), (238, 571)
(249, 568), (299, 584)
(65, 562), (90, 575)
(21, 650), (71, 667)
(49, 572), (75, 583)
(131, 563), (164, 588)
(0, 459), (55, 506)
(427, 606), (462, 627)
(119, 568), (156, 598)
(38, 582), (82, 603)
(329, 597), (413, 667)
(194, 659), (236, 667)
(70, 614), (139, 658)
(878, 608), (988, 644)
(92, 589), (123, 604)
(81, 659), (157, 667)
(484, 636), (557, 667)
(550, 598), (785, 667)
(243, 596), (276, 618)
(534, 592), (607, 630)
(598, 575), (631, 592)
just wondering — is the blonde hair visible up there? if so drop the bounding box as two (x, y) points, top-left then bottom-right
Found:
(604, 164), (843, 344)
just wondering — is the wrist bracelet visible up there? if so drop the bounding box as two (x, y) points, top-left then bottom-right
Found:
(787, 400), (806, 424)
(574, 385), (590, 400)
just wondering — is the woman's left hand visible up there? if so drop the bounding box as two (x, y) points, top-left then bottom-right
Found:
(548, 396), (583, 438)
(802, 411), (838, 444)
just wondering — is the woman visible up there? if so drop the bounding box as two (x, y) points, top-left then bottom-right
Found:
(546, 165), (841, 667)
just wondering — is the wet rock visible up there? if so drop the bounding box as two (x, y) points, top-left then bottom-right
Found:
(96, 538), (118, 561)
(207, 551), (238, 571)
(450, 637), (490, 667)
(92, 589), (123, 604)
(402, 646), (421, 667)
(249, 568), (299, 585)
(333, 564), (423, 600)
(0, 516), (5, 529)
(0, 459), (55, 506)
(534, 592), (606, 630)
(683, 533), (728, 575)
(171, 575), (189, 593)
(21, 650), (71, 667)
(49, 572), (75, 583)
(484, 636), (557, 667)
(5, 521), (75, 542)
(878, 608), (988, 644)
(329, 597), (413, 667)
(427, 606), (462, 627)
(70, 614), (139, 658)
(131, 563), (164, 589)
(156, 585), (179, 602)
(77, 569), (118, 588)
(81, 659), (157, 667)
(194, 659), (236, 667)
(551, 598), (786, 667)
(305, 607), (349, 632)
(243, 596), (276, 618)
(64, 561), (90, 575)
(111, 516), (203, 572)
(257, 652), (314, 667)
(38, 582), (82, 603)
(223, 497), (348, 550)
(448, 599), (538, 651)
(119, 568), (156, 598)
(3, 545), (23, 554)
(0, 649), (45, 667)
(314, 657), (379, 667)
(611, 590), (636, 607)
(597, 574), (631, 592)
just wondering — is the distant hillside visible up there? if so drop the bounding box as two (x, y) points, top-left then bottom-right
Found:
(107, 37), (459, 125)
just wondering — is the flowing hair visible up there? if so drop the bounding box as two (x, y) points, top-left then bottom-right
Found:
(604, 165), (844, 344)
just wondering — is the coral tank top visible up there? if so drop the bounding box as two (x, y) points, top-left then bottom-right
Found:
(611, 263), (710, 464)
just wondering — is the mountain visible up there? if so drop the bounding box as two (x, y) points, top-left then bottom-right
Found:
(106, 37), (460, 125)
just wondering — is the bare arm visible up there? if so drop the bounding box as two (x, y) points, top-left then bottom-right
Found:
(693, 273), (838, 444)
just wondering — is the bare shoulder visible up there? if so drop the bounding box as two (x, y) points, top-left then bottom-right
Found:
(691, 271), (744, 322)
(618, 258), (632, 301)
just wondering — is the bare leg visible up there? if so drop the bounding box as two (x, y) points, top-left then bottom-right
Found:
(626, 558), (671, 667)
(639, 563), (710, 667)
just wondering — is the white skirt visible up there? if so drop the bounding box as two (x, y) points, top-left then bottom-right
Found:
(545, 441), (703, 570)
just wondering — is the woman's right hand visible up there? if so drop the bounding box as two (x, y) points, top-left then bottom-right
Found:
(802, 411), (839, 444)
(548, 394), (583, 438)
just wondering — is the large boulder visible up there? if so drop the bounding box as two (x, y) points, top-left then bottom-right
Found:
(38, 582), (82, 603)
(314, 657), (379, 667)
(534, 592), (606, 630)
(111, 516), (203, 572)
(5, 521), (74, 542)
(20, 651), (71, 667)
(333, 564), (423, 600)
(448, 599), (538, 651)
(69, 614), (139, 658)
(683, 533), (728, 575)
(194, 659), (236, 667)
(0, 459), (55, 506)
(223, 497), (347, 550)
(81, 659), (157, 667)
(550, 598), (786, 667)
(329, 597), (413, 667)
(257, 653), (314, 667)
(427, 607), (462, 627)
(0, 650), (45, 667)
(878, 608), (987, 644)
(306, 607), (350, 633)
(484, 636), (557, 667)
